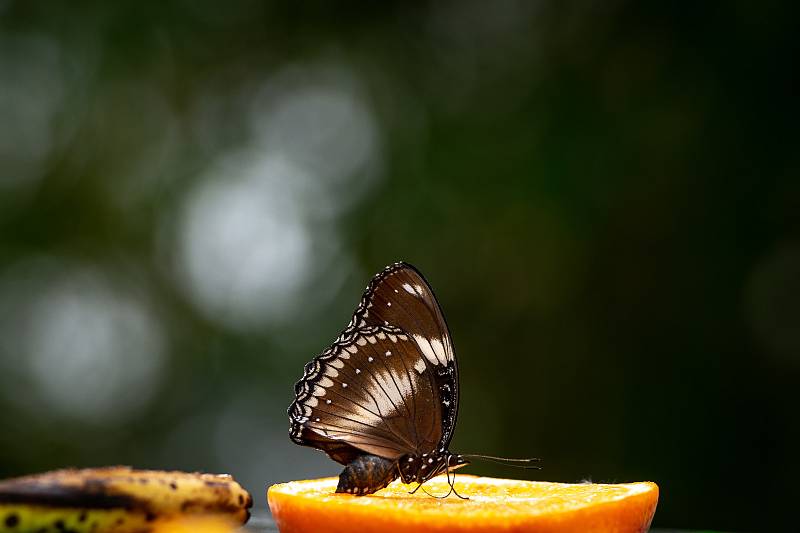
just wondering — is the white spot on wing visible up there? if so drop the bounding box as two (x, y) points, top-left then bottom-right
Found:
(430, 337), (448, 365)
(402, 283), (416, 295)
(413, 334), (439, 366)
(414, 359), (426, 374)
(385, 350), (392, 356)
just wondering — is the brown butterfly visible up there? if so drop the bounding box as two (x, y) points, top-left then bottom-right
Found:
(288, 262), (536, 497)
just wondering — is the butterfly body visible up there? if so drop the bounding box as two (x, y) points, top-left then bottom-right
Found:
(289, 262), (467, 496)
(336, 451), (469, 495)
(336, 454), (398, 495)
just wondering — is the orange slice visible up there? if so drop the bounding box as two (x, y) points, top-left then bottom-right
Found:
(268, 475), (658, 533)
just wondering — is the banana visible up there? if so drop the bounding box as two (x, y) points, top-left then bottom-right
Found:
(0, 467), (252, 532)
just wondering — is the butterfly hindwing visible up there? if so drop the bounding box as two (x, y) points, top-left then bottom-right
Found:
(290, 326), (444, 463)
(339, 263), (459, 447)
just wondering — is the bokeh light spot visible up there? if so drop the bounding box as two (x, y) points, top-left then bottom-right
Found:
(0, 259), (165, 423)
(178, 153), (316, 329)
(175, 63), (383, 330)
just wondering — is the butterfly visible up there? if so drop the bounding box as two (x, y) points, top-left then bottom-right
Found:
(288, 262), (536, 497)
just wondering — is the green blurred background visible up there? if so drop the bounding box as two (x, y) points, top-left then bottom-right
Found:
(1, 1), (798, 531)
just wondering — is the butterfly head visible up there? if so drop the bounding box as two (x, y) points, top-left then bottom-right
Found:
(398, 451), (469, 484)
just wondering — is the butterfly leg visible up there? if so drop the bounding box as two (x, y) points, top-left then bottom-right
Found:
(415, 470), (465, 499)
(419, 484), (466, 500)
(445, 454), (468, 500)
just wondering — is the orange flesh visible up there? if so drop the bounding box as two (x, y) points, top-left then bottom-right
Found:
(268, 475), (658, 533)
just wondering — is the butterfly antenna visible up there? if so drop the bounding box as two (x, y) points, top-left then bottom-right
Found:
(462, 454), (542, 469)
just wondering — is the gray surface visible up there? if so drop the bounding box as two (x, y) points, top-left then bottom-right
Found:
(243, 511), (279, 533)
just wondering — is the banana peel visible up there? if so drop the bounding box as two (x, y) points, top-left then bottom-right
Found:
(0, 467), (252, 532)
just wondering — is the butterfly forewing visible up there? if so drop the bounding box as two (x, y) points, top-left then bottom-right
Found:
(290, 326), (444, 463)
(342, 263), (455, 369)
(341, 263), (459, 447)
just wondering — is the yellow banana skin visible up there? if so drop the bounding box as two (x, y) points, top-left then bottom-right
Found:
(0, 467), (252, 532)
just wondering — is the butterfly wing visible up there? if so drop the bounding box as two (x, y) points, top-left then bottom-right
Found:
(339, 262), (459, 448)
(289, 326), (445, 464)
(341, 263), (454, 366)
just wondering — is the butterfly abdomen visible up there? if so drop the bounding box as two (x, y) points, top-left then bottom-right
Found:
(335, 455), (399, 496)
